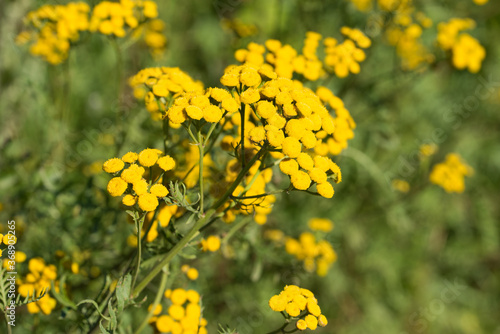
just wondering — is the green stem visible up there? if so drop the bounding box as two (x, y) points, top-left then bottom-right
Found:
(211, 145), (268, 211)
(132, 146), (267, 298)
(132, 209), (216, 298)
(198, 130), (205, 215)
(133, 267), (168, 334)
(240, 102), (246, 167)
(266, 320), (290, 334)
(131, 213), (145, 292)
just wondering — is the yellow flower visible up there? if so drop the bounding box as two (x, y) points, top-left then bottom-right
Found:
(107, 177), (128, 197)
(156, 315), (174, 332)
(203, 105), (223, 123)
(122, 194), (136, 206)
(186, 105), (203, 120)
(103, 158), (125, 173)
(285, 301), (301, 317)
(201, 235), (221, 252)
(138, 193), (159, 212)
(291, 171), (311, 190)
(133, 179), (149, 196)
(305, 314), (318, 330)
(240, 88), (261, 104)
(318, 314), (328, 327)
(308, 218), (333, 232)
(138, 148), (160, 167)
(269, 295), (287, 312)
(307, 300), (321, 316)
(282, 137), (302, 158)
(157, 155), (176, 171)
(317, 182), (334, 198)
(186, 290), (200, 303)
(150, 184), (169, 197)
(296, 319), (308, 330)
(121, 164), (145, 183)
(186, 267), (199, 280)
(122, 152), (138, 163)
(170, 288), (187, 305)
(280, 158), (299, 175)
(240, 69), (262, 87)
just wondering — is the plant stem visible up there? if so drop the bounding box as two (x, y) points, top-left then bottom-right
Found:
(132, 145), (267, 298)
(266, 321), (290, 334)
(132, 209), (216, 298)
(211, 145), (268, 211)
(198, 130), (205, 215)
(131, 213), (145, 292)
(240, 102), (246, 167)
(133, 267), (169, 334)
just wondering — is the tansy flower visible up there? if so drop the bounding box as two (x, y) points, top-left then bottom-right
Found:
(122, 194), (137, 206)
(316, 182), (334, 198)
(122, 152), (138, 163)
(150, 184), (169, 197)
(138, 193), (159, 212)
(139, 148), (160, 167)
(201, 235), (221, 252)
(157, 155), (176, 171)
(290, 171), (311, 190)
(121, 164), (145, 183)
(107, 177), (128, 197)
(103, 158), (125, 173)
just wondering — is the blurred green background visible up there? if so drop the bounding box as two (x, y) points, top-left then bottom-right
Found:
(1, 0), (499, 333)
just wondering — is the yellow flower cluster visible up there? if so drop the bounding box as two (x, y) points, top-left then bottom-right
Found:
(391, 179), (410, 193)
(235, 30), (370, 80)
(324, 27), (371, 78)
(152, 288), (208, 334)
(473, 0), (488, 5)
(268, 285), (327, 331)
(166, 91), (231, 124)
(349, 0), (373, 11)
(222, 19), (258, 38)
(129, 67), (204, 120)
(285, 232), (337, 276)
(181, 264), (199, 280)
(103, 149), (176, 212)
(437, 18), (486, 73)
(383, 2), (434, 70)
(315, 86), (356, 156)
(307, 218), (333, 232)
(18, 0), (163, 65)
(294, 32), (324, 81)
(419, 143), (438, 157)
(143, 19), (168, 59)
(18, 258), (58, 315)
(219, 66), (345, 198)
(89, 0), (158, 37)
(16, 2), (90, 64)
(200, 235), (221, 252)
(429, 153), (473, 193)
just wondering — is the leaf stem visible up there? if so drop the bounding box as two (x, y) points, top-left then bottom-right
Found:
(132, 209), (216, 298)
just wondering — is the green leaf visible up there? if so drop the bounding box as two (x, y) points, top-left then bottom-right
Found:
(50, 279), (77, 309)
(108, 299), (117, 330)
(115, 274), (132, 313)
(76, 299), (110, 321)
(99, 319), (111, 334)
